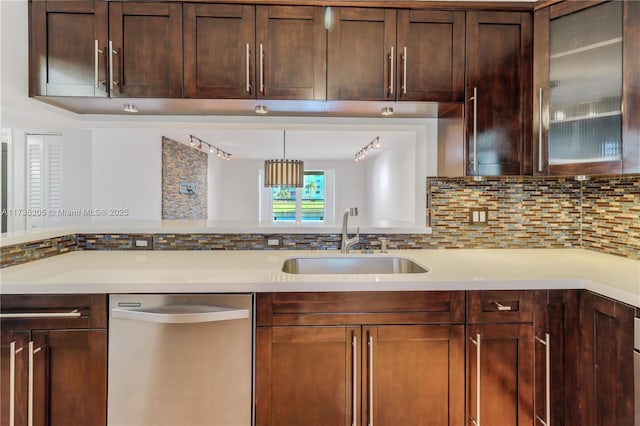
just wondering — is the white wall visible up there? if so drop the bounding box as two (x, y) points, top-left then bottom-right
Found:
(91, 128), (162, 221)
(60, 129), (92, 225)
(366, 137), (416, 226)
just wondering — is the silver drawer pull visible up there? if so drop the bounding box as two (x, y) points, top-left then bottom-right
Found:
(490, 301), (512, 311)
(0, 309), (81, 319)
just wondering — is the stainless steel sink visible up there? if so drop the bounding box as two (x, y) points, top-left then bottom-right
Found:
(282, 256), (428, 274)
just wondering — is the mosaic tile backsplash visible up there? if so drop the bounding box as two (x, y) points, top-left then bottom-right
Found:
(581, 175), (640, 259)
(426, 177), (583, 249)
(1, 175), (638, 268)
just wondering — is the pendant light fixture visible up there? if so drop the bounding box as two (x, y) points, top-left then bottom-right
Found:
(264, 130), (304, 188)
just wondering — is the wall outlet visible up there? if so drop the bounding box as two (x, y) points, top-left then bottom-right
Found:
(131, 236), (153, 250)
(469, 207), (489, 225)
(265, 237), (282, 247)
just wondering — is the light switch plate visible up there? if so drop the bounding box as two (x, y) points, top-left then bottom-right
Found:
(469, 207), (489, 225)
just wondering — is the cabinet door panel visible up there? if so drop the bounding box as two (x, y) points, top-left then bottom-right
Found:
(0, 331), (29, 426)
(466, 12), (532, 176)
(467, 324), (534, 426)
(256, 326), (357, 426)
(328, 8), (396, 100)
(396, 10), (464, 102)
(29, 0), (108, 97)
(256, 6), (326, 100)
(32, 330), (107, 426)
(366, 325), (464, 426)
(184, 4), (255, 99)
(579, 293), (635, 426)
(109, 2), (182, 98)
(533, 290), (565, 426)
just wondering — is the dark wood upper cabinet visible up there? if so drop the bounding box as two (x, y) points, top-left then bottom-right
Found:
(108, 2), (183, 98)
(534, 0), (640, 176)
(396, 10), (464, 102)
(256, 6), (327, 100)
(327, 7), (396, 101)
(465, 11), (533, 176)
(29, 0), (108, 97)
(184, 4), (255, 99)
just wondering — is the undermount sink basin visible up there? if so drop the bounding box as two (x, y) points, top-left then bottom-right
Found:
(282, 256), (429, 274)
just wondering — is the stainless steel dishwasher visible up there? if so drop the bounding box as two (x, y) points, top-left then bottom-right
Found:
(108, 294), (253, 426)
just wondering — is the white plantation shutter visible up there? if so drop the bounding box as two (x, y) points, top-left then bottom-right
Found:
(26, 135), (45, 229)
(25, 134), (63, 229)
(46, 140), (64, 226)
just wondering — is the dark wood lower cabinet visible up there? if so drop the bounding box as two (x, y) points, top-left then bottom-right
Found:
(366, 325), (465, 426)
(467, 323), (534, 426)
(256, 324), (465, 426)
(0, 295), (107, 426)
(1, 331), (29, 426)
(533, 290), (566, 426)
(256, 326), (357, 426)
(575, 291), (635, 426)
(256, 291), (466, 426)
(33, 330), (107, 426)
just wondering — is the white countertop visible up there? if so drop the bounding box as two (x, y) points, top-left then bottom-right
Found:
(1, 249), (638, 308)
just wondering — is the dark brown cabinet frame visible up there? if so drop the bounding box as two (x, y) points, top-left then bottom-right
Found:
(0, 295), (108, 426)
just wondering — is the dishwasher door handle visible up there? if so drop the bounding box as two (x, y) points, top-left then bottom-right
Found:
(112, 304), (249, 324)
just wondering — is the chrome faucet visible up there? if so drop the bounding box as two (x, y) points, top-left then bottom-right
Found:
(341, 207), (360, 253)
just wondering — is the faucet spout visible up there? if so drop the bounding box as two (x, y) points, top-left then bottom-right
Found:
(341, 207), (359, 254)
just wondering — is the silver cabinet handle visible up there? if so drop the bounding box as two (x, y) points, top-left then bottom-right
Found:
(368, 334), (374, 426)
(95, 40), (104, 89)
(402, 46), (407, 95)
(245, 43), (251, 93)
(112, 304), (249, 324)
(470, 333), (481, 426)
(535, 333), (551, 426)
(389, 46), (394, 95)
(9, 341), (19, 426)
(352, 334), (357, 426)
(538, 87), (544, 173)
(0, 309), (81, 319)
(108, 40), (117, 91)
(259, 43), (265, 94)
(471, 87), (478, 172)
(27, 342), (42, 426)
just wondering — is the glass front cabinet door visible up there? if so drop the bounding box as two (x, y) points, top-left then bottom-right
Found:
(533, 1), (640, 175)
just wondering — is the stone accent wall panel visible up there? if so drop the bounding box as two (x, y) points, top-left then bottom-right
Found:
(162, 137), (208, 220)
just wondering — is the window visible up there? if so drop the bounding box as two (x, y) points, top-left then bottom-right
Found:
(272, 171), (325, 222)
